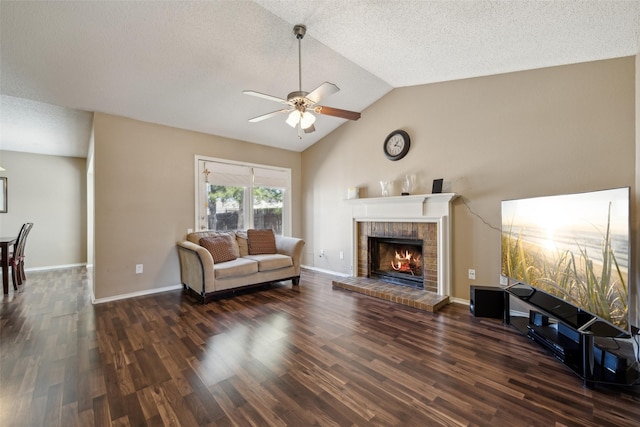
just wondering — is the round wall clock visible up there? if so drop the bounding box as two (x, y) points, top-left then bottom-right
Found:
(383, 130), (410, 161)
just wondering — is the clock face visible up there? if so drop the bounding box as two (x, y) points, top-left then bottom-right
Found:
(386, 134), (405, 155)
(383, 130), (410, 160)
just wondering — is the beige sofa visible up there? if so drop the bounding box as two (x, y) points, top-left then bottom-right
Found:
(177, 230), (305, 303)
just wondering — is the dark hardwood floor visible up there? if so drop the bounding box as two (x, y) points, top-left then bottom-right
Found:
(1, 267), (639, 426)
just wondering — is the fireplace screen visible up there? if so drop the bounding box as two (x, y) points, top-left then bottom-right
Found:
(369, 237), (424, 288)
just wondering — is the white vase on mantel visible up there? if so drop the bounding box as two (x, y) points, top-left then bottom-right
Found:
(380, 180), (393, 197)
(401, 174), (416, 195)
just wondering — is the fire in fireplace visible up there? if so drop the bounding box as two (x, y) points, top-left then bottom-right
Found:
(369, 237), (424, 288)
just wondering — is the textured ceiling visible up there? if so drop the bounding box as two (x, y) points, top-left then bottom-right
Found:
(1, 1), (639, 158)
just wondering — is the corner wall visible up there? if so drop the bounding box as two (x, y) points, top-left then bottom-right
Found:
(92, 113), (302, 300)
(634, 53), (639, 329)
(301, 57), (635, 301)
(0, 150), (87, 269)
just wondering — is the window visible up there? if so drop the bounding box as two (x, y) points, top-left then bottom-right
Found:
(196, 157), (291, 235)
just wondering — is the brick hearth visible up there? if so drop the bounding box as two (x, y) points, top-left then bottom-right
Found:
(332, 276), (449, 313)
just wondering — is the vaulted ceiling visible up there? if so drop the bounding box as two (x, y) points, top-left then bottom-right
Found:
(1, 1), (639, 158)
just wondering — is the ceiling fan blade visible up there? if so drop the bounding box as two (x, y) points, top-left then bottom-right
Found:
(303, 124), (316, 134)
(248, 109), (291, 123)
(243, 90), (289, 104)
(313, 105), (361, 121)
(306, 82), (340, 104)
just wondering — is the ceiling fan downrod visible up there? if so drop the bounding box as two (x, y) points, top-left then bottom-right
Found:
(293, 25), (306, 93)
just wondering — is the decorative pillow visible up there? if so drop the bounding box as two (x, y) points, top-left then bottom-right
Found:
(247, 229), (277, 255)
(235, 231), (249, 257)
(189, 232), (240, 258)
(199, 235), (237, 263)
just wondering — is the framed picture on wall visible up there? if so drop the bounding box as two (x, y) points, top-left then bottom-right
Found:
(0, 177), (6, 213)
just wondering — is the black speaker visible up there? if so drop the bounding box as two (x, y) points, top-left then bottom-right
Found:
(470, 286), (505, 319)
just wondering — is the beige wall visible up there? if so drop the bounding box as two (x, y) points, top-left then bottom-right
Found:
(635, 53), (640, 329)
(0, 150), (87, 269)
(301, 57), (636, 301)
(92, 113), (302, 300)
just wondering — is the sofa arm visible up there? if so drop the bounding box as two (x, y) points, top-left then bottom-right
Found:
(275, 235), (305, 275)
(177, 240), (216, 295)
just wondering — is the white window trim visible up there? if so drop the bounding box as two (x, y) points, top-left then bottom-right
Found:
(194, 155), (292, 235)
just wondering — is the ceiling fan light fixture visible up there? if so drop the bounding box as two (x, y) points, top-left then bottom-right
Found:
(286, 110), (300, 128)
(286, 110), (315, 130)
(300, 111), (315, 129)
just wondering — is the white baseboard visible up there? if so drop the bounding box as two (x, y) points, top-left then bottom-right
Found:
(450, 297), (469, 305)
(301, 265), (350, 277)
(92, 284), (183, 305)
(24, 263), (86, 272)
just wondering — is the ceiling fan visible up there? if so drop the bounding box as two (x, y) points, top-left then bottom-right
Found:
(243, 24), (361, 138)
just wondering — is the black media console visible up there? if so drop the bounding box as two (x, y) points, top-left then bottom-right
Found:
(504, 283), (639, 388)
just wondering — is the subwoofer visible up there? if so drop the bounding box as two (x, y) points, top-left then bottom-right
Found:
(470, 285), (505, 319)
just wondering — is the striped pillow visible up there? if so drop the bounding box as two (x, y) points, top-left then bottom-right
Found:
(247, 229), (276, 255)
(199, 235), (237, 263)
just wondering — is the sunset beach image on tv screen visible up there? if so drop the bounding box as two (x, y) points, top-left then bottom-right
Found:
(501, 187), (630, 333)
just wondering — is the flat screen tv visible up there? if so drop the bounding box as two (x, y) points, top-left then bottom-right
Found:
(501, 187), (631, 337)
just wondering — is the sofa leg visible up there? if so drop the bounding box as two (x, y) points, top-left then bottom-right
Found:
(292, 277), (300, 286)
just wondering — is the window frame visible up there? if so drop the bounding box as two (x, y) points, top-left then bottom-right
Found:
(194, 155), (292, 235)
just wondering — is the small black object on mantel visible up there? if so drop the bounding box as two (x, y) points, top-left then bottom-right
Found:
(432, 178), (443, 194)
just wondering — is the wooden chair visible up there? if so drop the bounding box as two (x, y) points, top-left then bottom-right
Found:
(10, 222), (33, 290)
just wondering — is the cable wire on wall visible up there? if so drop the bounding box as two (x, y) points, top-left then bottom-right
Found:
(460, 197), (500, 232)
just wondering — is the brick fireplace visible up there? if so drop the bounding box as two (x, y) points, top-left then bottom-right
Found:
(369, 236), (426, 288)
(349, 193), (457, 296)
(358, 222), (437, 291)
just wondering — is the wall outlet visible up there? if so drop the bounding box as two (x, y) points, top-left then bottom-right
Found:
(500, 275), (508, 286)
(319, 249), (324, 258)
(187, 228), (193, 234)
(136, 264), (143, 274)
(339, 251), (344, 260)
(468, 269), (475, 280)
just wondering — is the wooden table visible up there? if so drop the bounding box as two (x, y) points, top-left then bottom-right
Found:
(1, 237), (17, 294)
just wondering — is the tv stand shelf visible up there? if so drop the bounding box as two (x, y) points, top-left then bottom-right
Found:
(505, 287), (639, 389)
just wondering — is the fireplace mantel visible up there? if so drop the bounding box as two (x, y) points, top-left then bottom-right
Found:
(350, 193), (458, 296)
(349, 193), (457, 220)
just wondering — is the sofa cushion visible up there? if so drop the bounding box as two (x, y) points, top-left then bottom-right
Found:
(199, 235), (237, 263)
(213, 257), (259, 279)
(247, 229), (276, 255)
(235, 231), (249, 257)
(244, 254), (293, 272)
